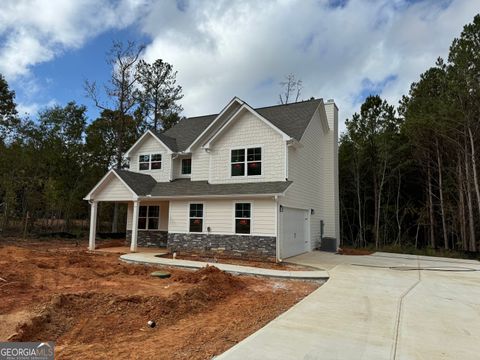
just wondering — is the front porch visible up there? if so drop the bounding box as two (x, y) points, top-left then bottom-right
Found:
(88, 200), (169, 252)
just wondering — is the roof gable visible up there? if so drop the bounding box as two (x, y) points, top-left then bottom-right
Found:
(125, 130), (174, 157)
(131, 98), (324, 154)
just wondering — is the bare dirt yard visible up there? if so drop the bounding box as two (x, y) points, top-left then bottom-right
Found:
(0, 238), (320, 359)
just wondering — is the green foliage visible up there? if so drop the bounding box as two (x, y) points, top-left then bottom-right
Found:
(341, 14), (480, 253)
(136, 59), (184, 132)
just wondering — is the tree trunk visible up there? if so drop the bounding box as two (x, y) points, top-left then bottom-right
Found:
(457, 157), (467, 251)
(427, 165), (435, 248)
(373, 173), (379, 249)
(468, 126), (480, 222)
(353, 154), (363, 247)
(375, 158), (387, 249)
(464, 141), (476, 252)
(395, 171), (402, 246)
(436, 139), (448, 250)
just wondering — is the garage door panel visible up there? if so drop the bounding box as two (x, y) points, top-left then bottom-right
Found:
(281, 207), (309, 259)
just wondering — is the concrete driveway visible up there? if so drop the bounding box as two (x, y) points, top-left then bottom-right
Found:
(217, 251), (480, 360)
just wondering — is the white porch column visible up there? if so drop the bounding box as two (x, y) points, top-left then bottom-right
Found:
(130, 200), (140, 252)
(88, 201), (98, 251)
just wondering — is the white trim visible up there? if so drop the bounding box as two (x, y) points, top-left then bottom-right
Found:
(125, 130), (173, 158)
(83, 169), (138, 201)
(203, 104), (291, 149)
(130, 200), (140, 252)
(188, 201), (205, 234)
(137, 204), (161, 230)
(88, 201), (98, 251)
(233, 201), (253, 235)
(180, 157), (192, 177)
(185, 97), (244, 152)
(229, 145), (264, 179)
(274, 196), (280, 261)
(138, 191), (289, 200)
(138, 152), (163, 172)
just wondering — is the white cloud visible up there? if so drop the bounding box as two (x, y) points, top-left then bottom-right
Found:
(0, 0), (150, 117)
(1, 0), (478, 133)
(0, 0), (149, 80)
(138, 0), (480, 133)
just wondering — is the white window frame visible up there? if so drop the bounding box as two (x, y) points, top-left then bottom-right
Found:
(230, 146), (263, 178)
(234, 202), (252, 235)
(138, 205), (160, 230)
(138, 153), (162, 171)
(188, 202), (204, 233)
(181, 158), (192, 175)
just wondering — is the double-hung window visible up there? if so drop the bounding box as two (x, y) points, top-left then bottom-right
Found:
(139, 154), (162, 171)
(189, 203), (203, 232)
(235, 203), (251, 234)
(138, 205), (160, 230)
(231, 147), (262, 176)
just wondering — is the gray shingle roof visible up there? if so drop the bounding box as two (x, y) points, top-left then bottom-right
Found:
(152, 132), (178, 152)
(113, 169), (157, 196)
(159, 98), (322, 152)
(163, 114), (217, 151)
(149, 179), (292, 197)
(256, 99), (322, 140)
(113, 169), (292, 197)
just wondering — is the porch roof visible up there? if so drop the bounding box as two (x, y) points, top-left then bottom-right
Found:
(114, 169), (292, 198)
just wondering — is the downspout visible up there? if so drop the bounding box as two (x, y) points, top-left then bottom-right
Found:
(275, 195), (281, 262)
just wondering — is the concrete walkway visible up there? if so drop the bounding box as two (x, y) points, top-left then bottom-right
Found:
(120, 252), (329, 280)
(218, 251), (480, 360)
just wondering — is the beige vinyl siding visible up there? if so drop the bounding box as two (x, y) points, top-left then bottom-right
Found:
(208, 110), (285, 184)
(323, 101), (340, 242)
(126, 201), (169, 231)
(168, 198), (276, 236)
(281, 108), (325, 250)
(93, 175), (135, 201)
(281, 102), (339, 248)
(191, 148), (209, 181)
(172, 155), (192, 179)
(128, 133), (171, 182)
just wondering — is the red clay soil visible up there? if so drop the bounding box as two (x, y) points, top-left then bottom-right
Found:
(338, 247), (374, 255)
(159, 253), (313, 271)
(0, 238), (319, 359)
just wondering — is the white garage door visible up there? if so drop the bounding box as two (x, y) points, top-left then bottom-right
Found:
(281, 207), (309, 259)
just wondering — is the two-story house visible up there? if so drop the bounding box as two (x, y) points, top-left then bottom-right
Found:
(84, 97), (339, 261)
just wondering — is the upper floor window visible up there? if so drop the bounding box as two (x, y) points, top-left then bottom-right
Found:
(181, 158), (192, 175)
(231, 147), (262, 176)
(139, 154), (162, 171)
(138, 205), (160, 230)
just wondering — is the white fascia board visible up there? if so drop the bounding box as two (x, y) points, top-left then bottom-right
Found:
(83, 169), (138, 201)
(138, 192), (287, 201)
(124, 130), (173, 158)
(185, 97), (244, 153)
(203, 104), (291, 149)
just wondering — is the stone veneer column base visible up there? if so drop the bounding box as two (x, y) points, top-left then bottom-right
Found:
(126, 230), (167, 247)
(167, 233), (277, 262)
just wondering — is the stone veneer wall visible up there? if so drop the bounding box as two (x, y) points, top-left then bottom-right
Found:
(126, 230), (167, 247)
(167, 233), (276, 261)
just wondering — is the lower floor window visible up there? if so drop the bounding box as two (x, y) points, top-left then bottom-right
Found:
(235, 203), (251, 234)
(138, 205), (160, 230)
(189, 203), (203, 232)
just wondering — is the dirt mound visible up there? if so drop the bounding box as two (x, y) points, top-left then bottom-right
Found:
(175, 266), (245, 296)
(12, 267), (246, 344)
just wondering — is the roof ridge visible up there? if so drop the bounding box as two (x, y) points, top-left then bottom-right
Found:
(254, 98), (322, 112)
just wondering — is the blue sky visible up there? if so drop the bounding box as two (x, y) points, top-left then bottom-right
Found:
(0, 0), (478, 132)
